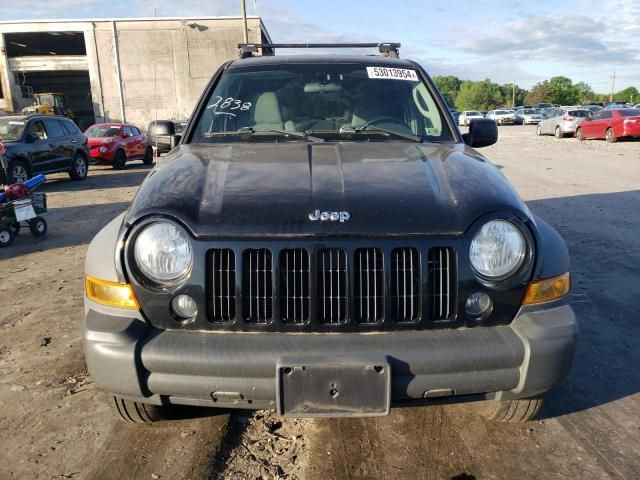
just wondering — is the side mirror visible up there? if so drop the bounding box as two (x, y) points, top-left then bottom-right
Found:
(169, 134), (182, 149)
(462, 118), (498, 148)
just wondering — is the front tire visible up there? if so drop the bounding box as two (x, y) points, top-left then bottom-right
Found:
(536, 125), (541, 136)
(109, 395), (175, 424)
(476, 396), (544, 423)
(113, 150), (127, 170)
(69, 153), (89, 180)
(605, 128), (617, 143)
(8, 160), (29, 184)
(0, 227), (14, 247)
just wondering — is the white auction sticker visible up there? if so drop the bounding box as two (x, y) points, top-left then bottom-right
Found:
(366, 66), (419, 81)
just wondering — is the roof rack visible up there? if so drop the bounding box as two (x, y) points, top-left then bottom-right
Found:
(238, 42), (401, 59)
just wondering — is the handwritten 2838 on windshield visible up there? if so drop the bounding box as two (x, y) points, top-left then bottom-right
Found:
(207, 97), (252, 117)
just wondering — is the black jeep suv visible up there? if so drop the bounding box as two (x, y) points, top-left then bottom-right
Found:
(83, 43), (577, 423)
(0, 115), (89, 184)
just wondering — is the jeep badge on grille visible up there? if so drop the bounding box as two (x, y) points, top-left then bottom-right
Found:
(309, 210), (351, 223)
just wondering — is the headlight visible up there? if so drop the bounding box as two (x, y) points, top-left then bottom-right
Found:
(133, 221), (193, 283)
(469, 220), (526, 279)
(99, 146), (107, 153)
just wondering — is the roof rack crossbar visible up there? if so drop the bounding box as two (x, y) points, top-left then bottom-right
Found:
(238, 42), (401, 58)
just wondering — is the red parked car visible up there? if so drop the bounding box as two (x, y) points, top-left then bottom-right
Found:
(85, 123), (153, 169)
(576, 108), (640, 143)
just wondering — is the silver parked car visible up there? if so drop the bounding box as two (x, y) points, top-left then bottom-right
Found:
(486, 109), (515, 125)
(537, 108), (592, 138)
(514, 108), (543, 125)
(458, 110), (484, 126)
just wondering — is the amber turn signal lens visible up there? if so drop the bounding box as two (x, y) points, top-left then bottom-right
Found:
(85, 276), (140, 309)
(523, 272), (570, 305)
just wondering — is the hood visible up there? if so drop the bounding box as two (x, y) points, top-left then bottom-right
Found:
(87, 137), (115, 147)
(125, 142), (529, 237)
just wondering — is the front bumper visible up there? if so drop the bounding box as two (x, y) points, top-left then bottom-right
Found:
(84, 300), (577, 412)
(89, 149), (114, 162)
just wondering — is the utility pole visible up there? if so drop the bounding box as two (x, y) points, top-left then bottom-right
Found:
(241, 0), (249, 43)
(609, 70), (616, 102)
(512, 80), (516, 108)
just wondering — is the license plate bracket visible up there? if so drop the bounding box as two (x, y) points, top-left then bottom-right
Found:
(276, 357), (390, 418)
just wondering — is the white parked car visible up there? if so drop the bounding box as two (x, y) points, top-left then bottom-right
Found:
(458, 110), (484, 126)
(487, 109), (516, 125)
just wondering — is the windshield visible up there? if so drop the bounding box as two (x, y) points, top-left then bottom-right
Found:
(495, 110), (509, 115)
(619, 109), (640, 117)
(85, 125), (121, 138)
(191, 63), (453, 143)
(523, 109), (538, 114)
(0, 118), (27, 141)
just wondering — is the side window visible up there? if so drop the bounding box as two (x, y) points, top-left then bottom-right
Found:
(131, 127), (141, 136)
(124, 126), (134, 137)
(43, 118), (65, 138)
(29, 121), (48, 140)
(61, 120), (80, 135)
(602, 111), (612, 119)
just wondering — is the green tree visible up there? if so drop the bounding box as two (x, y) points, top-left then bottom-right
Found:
(499, 83), (526, 108)
(525, 81), (550, 105)
(455, 79), (503, 110)
(574, 82), (595, 104)
(433, 75), (461, 107)
(547, 76), (579, 105)
(615, 86), (639, 103)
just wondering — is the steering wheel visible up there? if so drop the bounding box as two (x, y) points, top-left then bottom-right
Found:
(359, 116), (410, 130)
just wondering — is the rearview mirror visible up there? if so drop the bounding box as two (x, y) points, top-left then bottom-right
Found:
(462, 118), (498, 148)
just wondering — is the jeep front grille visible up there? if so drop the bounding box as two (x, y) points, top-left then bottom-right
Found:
(280, 249), (310, 324)
(390, 248), (420, 322)
(354, 248), (384, 324)
(317, 248), (348, 324)
(428, 247), (456, 321)
(205, 244), (458, 329)
(209, 249), (235, 322)
(242, 249), (272, 324)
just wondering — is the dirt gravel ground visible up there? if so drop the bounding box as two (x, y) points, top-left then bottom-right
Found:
(0, 127), (638, 480)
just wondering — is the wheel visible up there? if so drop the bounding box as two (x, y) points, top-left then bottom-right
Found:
(113, 150), (127, 170)
(555, 126), (563, 139)
(475, 396), (544, 423)
(536, 125), (541, 136)
(69, 153), (89, 180)
(28, 217), (47, 237)
(109, 395), (175, 424)
(143, 147), (154, 165)
(8, 160), (29, 184)
(605, 128), (617, 143)
(0, 227), (14, 247)
(576, 128), (585, 141)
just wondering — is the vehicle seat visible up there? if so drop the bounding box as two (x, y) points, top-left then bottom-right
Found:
(253, 92), (295, 131)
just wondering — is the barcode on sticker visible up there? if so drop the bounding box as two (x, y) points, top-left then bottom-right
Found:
(366, 67), (419, 81)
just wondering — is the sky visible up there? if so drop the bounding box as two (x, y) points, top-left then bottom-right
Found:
(1, 0), (638, 92)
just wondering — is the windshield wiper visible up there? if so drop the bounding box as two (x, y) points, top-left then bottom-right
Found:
(237, 126), (324, 142)
(337, 125), (422, 143)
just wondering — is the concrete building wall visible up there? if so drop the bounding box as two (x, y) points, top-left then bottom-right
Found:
(0, 17), (269, 129)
